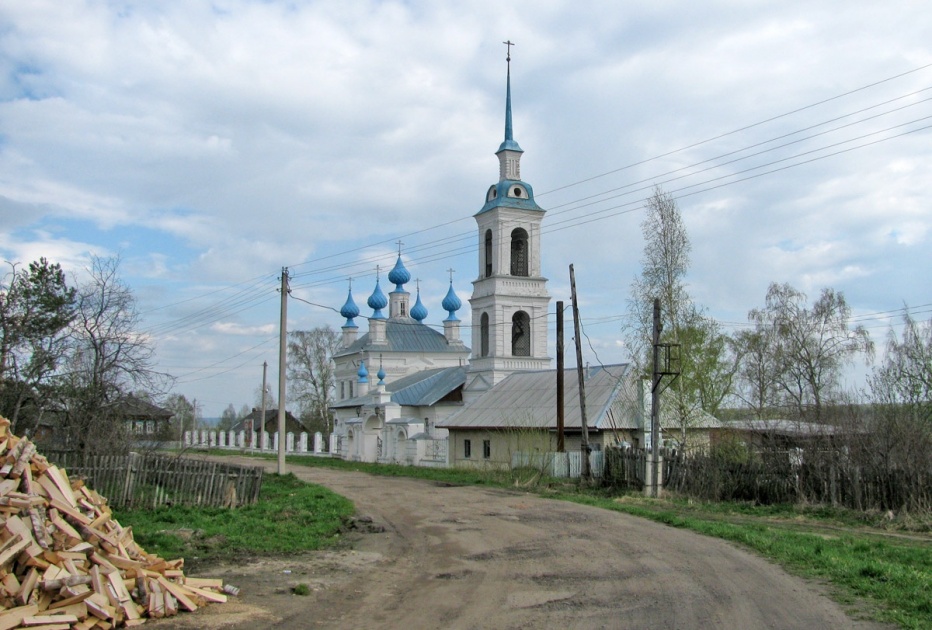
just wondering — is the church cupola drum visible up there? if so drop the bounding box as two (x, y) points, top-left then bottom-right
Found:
(466, 42), (552, 397)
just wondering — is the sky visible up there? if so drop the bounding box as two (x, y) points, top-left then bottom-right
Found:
(1, 1), (930, 418)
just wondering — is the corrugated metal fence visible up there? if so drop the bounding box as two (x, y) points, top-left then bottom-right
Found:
(44, 451), (264, 510)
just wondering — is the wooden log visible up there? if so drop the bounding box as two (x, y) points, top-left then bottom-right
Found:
(40, 575), (94, 591)
(10, 442), (37, 478)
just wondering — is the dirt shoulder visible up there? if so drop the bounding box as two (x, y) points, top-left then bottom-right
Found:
(150, 458), (893, 630)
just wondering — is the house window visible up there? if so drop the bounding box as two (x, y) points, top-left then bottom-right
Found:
(464, 439), (472, 459)
(340, 382), (345, 400)
(483, 440), (491, 459)
(146, 420), (155, 434)
(349, 381), (354, 398)
(480, 312), (490, 357)
(512, 310), (530, 356)
(510, 228), (528, 276)
(484, 229), (493, 277)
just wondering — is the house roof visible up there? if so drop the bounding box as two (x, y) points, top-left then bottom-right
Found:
(331, 366), (466, 410)
(119, 395), (172, 420)
(726, 419), (845, 436)
(332, 318), (470, 358)
(439, 364), (639, 431)
(230, 409), (305, 433)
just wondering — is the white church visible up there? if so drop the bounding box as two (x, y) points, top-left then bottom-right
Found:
(328, 53), (709, 470)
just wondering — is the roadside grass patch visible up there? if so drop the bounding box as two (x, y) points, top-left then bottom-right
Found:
(114, 473), (354, 567)
(554, 491), (931, 630)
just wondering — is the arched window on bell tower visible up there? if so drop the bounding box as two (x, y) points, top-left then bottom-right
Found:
(480, 312), (490, 357)
(512, 310), (530, 356)
(510, 228), (528, 276)
(484, 229), (493, 278)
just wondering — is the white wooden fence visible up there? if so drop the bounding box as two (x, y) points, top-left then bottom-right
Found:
(184, 429), (337, 456)
(511, 450), (604, 479)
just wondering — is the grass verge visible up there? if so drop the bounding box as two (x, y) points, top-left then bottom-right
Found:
(113, 472), (354, 569)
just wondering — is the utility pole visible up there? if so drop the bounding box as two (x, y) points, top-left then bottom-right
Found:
(651, 299), (662, 497)
(258, 360), (268, 453)
(556, 300), (565, 453)
(649, 297), (680, 498)
(569, 265), (590, 482)
(277, 267), (290, 475)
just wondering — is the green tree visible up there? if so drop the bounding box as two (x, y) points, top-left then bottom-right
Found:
(625, 187), (736, 446)
(0, 258), (76, 432)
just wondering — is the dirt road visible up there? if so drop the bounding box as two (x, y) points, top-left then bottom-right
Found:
(154, 459), (889, 629)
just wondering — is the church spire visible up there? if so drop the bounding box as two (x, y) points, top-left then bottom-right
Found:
(497, 40), (523, 157)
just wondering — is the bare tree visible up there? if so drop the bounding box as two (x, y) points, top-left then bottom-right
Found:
(287, 326), (338, 435)
(754, 282), (873, 421)
(733, 309), (782, 419)
(56, 256), (169, 454)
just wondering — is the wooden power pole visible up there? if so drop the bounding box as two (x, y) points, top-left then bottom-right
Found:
(277, 267), (290, 475)
(556, 300), (565, 453)
(569, 265), (590, 482)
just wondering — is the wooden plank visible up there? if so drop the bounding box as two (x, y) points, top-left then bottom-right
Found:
(183, 577), (223, 589)
(0, 535), (30, 569)
(45, 466), (78, 508)
(184, 584), (228, 604)
(21, 614), (80, 626)
(16, 566), (39, 606)
(0, 604), (39, 630)
(155, 576), (198, 612)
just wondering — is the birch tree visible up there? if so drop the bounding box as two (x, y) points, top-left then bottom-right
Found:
(287, 326), (339, 435)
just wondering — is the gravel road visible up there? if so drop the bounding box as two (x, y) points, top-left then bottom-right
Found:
(154, 459), (890, 630)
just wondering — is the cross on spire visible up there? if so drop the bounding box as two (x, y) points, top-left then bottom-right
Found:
(503, 40), (514, 62)
(396, 240), (404, 254)
(447, 267), (456, 283)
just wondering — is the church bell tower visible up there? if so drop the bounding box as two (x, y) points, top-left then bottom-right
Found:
(465, 43), (551, 398)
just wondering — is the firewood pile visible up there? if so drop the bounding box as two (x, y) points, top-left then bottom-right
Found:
(0, 417), (234, 629)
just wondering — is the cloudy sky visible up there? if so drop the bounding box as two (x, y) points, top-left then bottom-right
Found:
(2, 1), (930, 417)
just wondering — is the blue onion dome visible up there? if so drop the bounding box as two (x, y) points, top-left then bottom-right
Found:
(367, 279), (388, 319)
(388, 254), (411, 291)
(340, 287), (360, 328)
(357, 360), (368, 383)
(442, 282), (462, 322)
(410, 289), (428, 322)
(377, 365), (386, 384)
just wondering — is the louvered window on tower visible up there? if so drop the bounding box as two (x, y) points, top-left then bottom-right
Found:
(485, 230), (493, 277)
(512, 311), (530, 356)
(480, 312), (490, 357)
(510, 228), (528, 276)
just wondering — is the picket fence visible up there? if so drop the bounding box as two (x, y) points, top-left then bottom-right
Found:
(184, 429), (335, 455)
(511, 450), (605, 478)
(44, 451), (264, 510)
